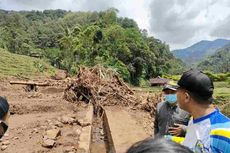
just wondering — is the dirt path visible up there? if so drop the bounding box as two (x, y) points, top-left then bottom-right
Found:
(0, 81), (89, 153)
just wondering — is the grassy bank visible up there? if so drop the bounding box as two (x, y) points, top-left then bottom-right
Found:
(0, 48), (56, 79)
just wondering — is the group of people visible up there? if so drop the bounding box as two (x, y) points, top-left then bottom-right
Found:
(127, 69), (230, 153)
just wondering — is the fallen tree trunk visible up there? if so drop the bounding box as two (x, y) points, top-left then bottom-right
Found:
(9, 81), (49, 86)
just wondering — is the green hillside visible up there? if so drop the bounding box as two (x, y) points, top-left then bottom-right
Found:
(0, 9), (185, 85)
(198, 44), (230, 73)
(0, 48), (55, 78)
(172, 39), (230, 65)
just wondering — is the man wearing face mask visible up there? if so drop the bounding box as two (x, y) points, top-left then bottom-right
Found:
(154, 81), (190, 137)
(0, 96), (9, 139)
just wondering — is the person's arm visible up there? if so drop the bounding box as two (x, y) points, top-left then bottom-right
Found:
(168, 124), (187, 136)
(210, 128), (230, 153)
(168, 110), (190, 137)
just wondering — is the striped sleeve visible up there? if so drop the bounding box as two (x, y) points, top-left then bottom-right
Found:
(210, 126), (230, 153)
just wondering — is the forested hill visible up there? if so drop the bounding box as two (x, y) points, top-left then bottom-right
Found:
(0, 9), (185, 85)
(172, 39), (230, 65)
(198, 43), (230, 73)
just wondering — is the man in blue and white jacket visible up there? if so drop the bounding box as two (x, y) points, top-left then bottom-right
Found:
(176, 69), (230, 153)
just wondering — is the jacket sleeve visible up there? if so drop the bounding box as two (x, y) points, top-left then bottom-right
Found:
(179, 111), (190, 137)
(154, 105), (159, 135)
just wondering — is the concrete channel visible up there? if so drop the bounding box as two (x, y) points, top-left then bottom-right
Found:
(87, 106), (150, 153)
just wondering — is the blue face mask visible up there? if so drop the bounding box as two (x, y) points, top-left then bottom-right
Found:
(165, 94), (177, 104)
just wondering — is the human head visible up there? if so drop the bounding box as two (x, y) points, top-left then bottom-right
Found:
(176, 69), (214, 112)
(162, 81), (177, 104)
(0, 96), (9, 138)
(126, 137), (193, 153)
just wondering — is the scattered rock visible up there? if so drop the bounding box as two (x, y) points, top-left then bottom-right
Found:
(53, 121), (64, 128)
(100, 130), (104, 136)
(40, 126), (47, 130)
(63, 146), (75, 153)
(75, 129), (81, 136)
(49, 122), (54, 126)
(4, 133), (9, 137)
(77, 119), (90, 127)
(50, 125), (59, 130)
(32, 128), (39, 133)
(45, 129), (61, 140)
(60, 116), (75, 124)
(42, 139), (56, 148)
(1, 145), (8, 151)
(2, 140), (10, 145)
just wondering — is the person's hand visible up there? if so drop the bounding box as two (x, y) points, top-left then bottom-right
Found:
(168, 123), (186, 136)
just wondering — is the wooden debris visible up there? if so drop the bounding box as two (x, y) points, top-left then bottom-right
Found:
(9, 81), (49, 86)
(64, 65), (163, 115)
(10, 80), (50, 92)
(138, 93), (163, 117)
(64, 66), (140, 109)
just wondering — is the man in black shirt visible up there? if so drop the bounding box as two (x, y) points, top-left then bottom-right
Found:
(154, 82), (190, 137)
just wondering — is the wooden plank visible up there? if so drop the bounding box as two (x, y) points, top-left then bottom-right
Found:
(9, 81), (49, 86)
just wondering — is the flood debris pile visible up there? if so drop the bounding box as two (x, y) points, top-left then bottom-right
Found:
(64, 66), (141, 108)
(139, 93), (163, 117)
(64, 66), (163, 115)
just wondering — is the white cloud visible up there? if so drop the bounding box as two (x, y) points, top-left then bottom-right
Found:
(149, 0), (230, 49)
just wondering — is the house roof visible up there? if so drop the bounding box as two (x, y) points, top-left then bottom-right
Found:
(149, 76), (169, 84)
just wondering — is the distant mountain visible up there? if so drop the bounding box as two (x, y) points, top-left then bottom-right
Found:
(197, 43), (230, 73)
(172, 39), (230, 65)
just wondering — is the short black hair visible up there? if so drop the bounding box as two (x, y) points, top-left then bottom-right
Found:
(186, 90), (213, 105)
(0, 97), (9, 119)
(126, 138), (193, 153)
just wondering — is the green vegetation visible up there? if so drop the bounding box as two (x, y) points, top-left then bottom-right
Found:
(204, 71), (230, 81)
(198, 44), (230, 73)
(0, 48), (55, 78)
(213, 82), (230, 105)
(208, 82), (229, 117)
(0, 9), (185, 85)
(222, 103), (230, 117)
(162, 74), (181, 81)
(172, 39), (230, 66)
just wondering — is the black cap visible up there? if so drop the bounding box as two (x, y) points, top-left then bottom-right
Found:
(162, 81), (178, 91)
(177, 69), (214, 100)
(0, 97), (9, 119)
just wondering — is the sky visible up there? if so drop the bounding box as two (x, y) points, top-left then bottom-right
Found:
(0, 0), (230, 50)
